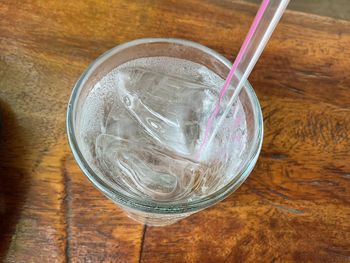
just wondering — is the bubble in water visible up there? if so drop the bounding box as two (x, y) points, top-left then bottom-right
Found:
(123, 95), (131, 106)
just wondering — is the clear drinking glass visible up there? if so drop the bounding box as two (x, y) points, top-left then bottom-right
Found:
(66, 38), (263, 226)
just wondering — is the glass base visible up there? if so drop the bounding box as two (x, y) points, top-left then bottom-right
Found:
(124, 208), (194, 226)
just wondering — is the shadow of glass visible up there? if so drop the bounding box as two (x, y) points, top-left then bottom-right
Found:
(0, 100), (29, 259)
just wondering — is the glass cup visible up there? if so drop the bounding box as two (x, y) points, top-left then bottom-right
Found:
(67, 38), (263, 226)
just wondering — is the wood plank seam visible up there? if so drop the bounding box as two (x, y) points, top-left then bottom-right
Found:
(138, 225), (147, 263)
(62, 156), (72, 263)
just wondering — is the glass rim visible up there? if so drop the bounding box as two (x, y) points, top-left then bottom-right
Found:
(66, 37), (263, 214)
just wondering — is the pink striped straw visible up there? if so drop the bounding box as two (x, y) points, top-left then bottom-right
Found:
(197, 0), (270, 157)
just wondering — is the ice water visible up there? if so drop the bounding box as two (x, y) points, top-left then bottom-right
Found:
(79, 57), (247, 202)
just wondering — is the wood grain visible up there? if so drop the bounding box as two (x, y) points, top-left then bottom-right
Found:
(0, 0), (349, 262)
(63, 156), (144, 262)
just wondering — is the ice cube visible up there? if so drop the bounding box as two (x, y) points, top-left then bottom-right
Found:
(113, 67), (220, 156)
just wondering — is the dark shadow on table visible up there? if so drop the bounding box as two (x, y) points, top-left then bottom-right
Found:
(0, 100), (29, 260)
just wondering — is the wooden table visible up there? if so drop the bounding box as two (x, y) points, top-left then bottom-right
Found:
(1, 1), (349, 262)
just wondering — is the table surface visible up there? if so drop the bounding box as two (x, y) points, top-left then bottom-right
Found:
(1, 1), (350, 262)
